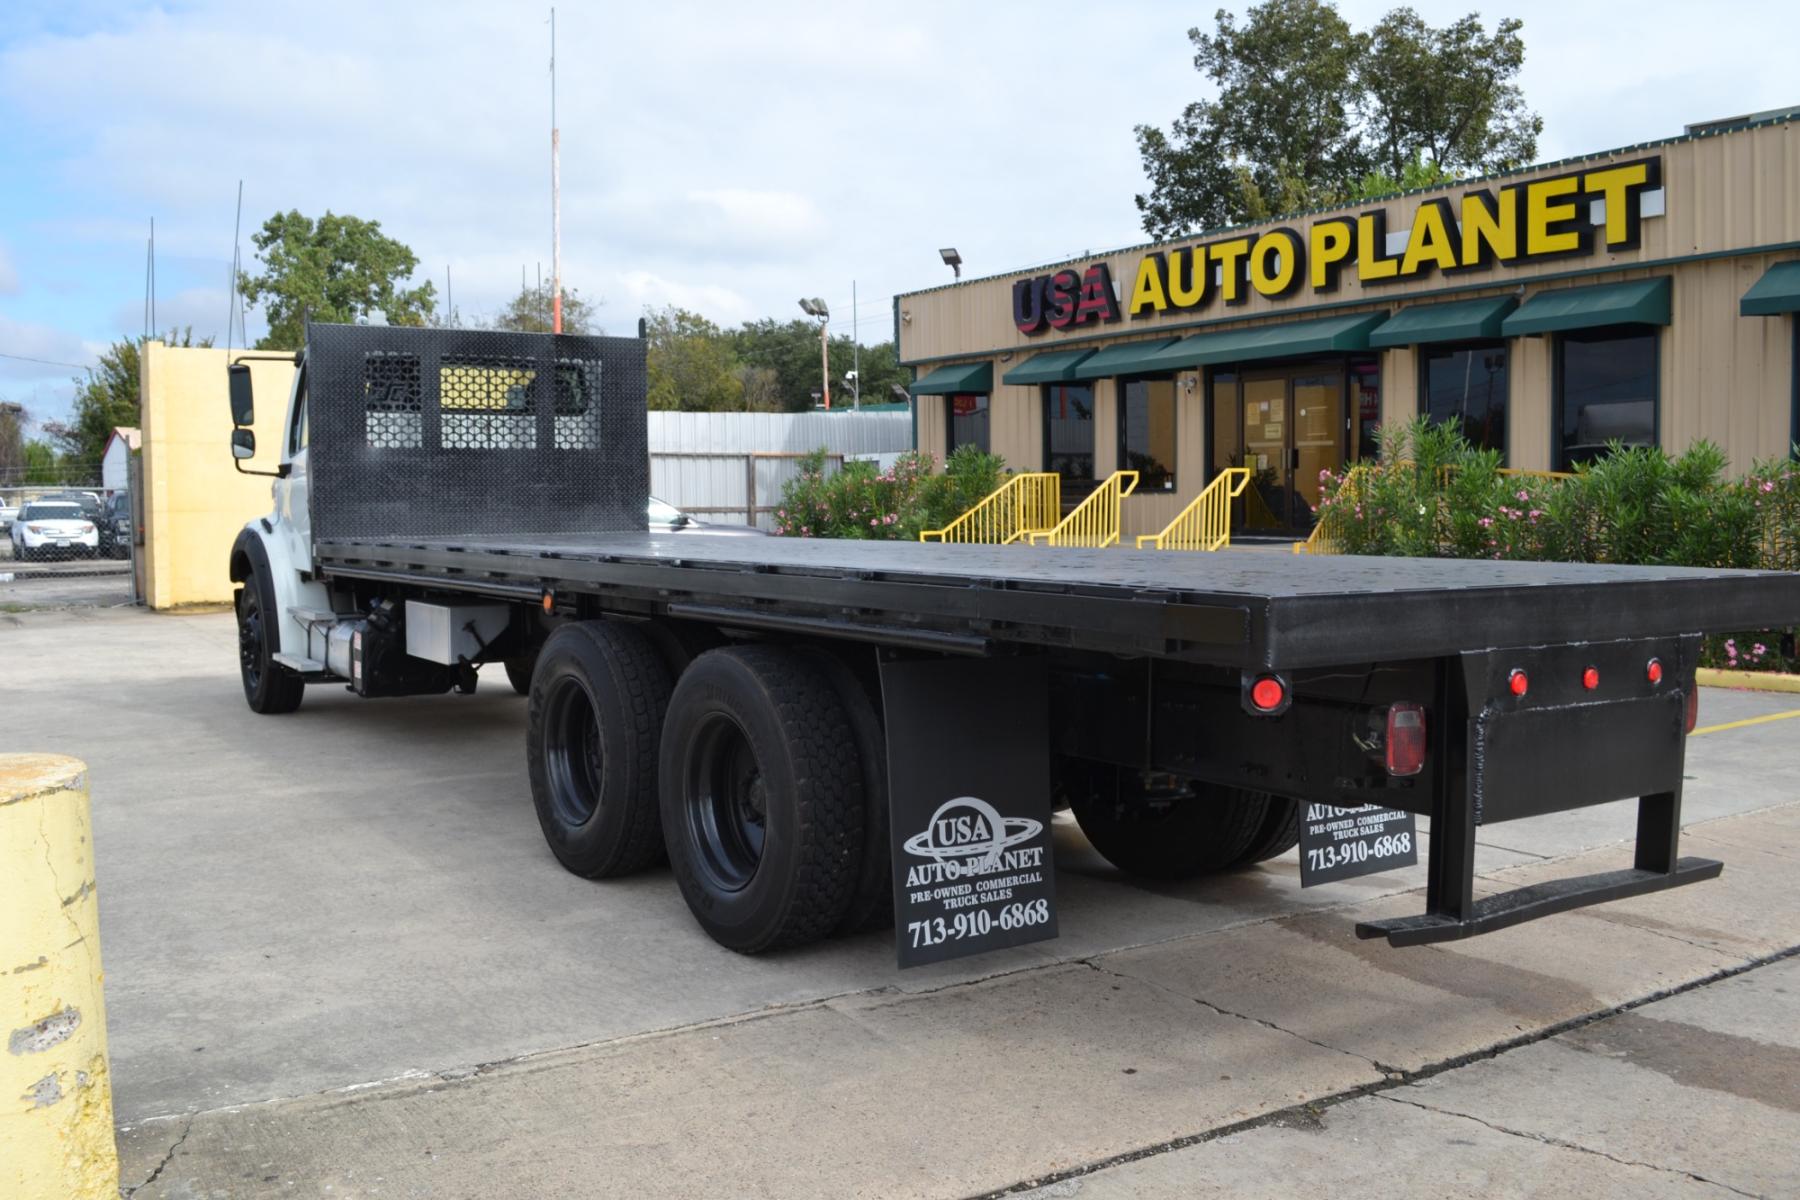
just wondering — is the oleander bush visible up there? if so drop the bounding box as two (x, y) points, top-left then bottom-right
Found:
(1316, 418), (1800, 672)
(773, 443), (1008, 541)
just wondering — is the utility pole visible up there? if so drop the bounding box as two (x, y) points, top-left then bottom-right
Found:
(852, 279), (860, 410)
(550, 7), (562, 334)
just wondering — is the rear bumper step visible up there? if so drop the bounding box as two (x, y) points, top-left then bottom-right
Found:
(1357, 856), (1722, 947)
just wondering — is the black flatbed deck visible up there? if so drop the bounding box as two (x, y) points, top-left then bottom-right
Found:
(312, 534), (1800, 670)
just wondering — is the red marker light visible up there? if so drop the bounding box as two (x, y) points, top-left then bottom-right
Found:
(1684, 688), (1699, 734)
(1582, 666), (1600, 690)
(1646, 658), (1664, 685)
(1385, 702), (1427, 777)
(1250, 676), (1286, 712)
(1508, 668), (1529, 697)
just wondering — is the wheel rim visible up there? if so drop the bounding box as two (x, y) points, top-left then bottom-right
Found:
(684, 712), (766, 892)
(542, 674), (603, 828)
(238, 596), (265, 691)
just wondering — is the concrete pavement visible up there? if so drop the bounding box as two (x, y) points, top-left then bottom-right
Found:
(3, 606), (1796, 1197)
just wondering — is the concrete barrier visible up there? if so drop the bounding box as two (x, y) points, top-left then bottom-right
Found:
(1, 754), (118, 1199)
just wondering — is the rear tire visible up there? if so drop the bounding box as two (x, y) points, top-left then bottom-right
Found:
(1067, 764), (1277, 880)
(235, 566), (304, 715)
(526, 622), (673, 878)
(659, 646), (863, 953)
(504, 647), (539, 696)
(800, 648), (891, 935)
(1230, 794), (1301, 867)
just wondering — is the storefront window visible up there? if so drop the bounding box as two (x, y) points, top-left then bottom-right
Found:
(1421, 344), (1507, 460)
(1120, 377), (1177, 490)
(1556, 326), (1658, 469)
(1210, 371), (1240, 476)
(1042, 384), (1095, 489)
(1350, 357), (1381, 462)
(946, 394), (990, 456)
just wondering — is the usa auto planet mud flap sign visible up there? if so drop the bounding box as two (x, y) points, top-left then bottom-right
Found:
(1298, 803), (1419, 887)
(881, 656), (1058, 968)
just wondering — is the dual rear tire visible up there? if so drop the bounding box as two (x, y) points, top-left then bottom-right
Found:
(1064, 762), (1299, 879)
(526, 625), (881, 953)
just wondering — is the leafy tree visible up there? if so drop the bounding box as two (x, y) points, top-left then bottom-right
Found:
(491, 280), (602, 335)
(0, 402), (23, 486)
(730, 319), (911, 411)
(1346, 153), (1454, 204)
(238, 211), (436, 349)
(1360, 10), (1540, 181)
(22, 439), (65, 486)
(644, 306), (744, 411)
(1134, 1), (1540, 237)
(54, 329), (211, 474)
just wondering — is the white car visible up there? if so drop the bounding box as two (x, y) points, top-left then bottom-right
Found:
(9, 501), (99, 561)
(0, 497), (17, 532)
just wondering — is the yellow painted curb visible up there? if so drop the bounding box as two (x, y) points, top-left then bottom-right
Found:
(1696, 667), (1800, 694)
(1, 754), (119, 1199)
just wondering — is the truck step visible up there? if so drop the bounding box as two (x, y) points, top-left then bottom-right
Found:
(287, 607), (348, 624)
(272, 653), (329, 675)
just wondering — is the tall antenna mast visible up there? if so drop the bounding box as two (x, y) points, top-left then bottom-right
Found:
(227, 181), (243, 353)
(550, 7), (562, 334)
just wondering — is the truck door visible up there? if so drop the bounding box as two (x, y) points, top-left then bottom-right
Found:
(277, 364), (310, 551)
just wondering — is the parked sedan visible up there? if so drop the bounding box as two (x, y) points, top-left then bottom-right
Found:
(648, 496), (767, 536)
(9, 502), (99, 561)
(0, 496), (17, 533)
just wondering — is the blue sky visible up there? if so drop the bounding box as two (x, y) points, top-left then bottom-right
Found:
(3, 0), (1798, 432)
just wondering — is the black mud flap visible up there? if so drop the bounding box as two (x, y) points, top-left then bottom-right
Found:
(1356, 634), (1721, 947)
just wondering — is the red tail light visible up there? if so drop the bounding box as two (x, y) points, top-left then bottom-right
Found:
(1581, 666), (1600, 690)
(1646, 657), (1664, 685)
(1684, 688), (1699, 734)
(1250, 676), (1286, 712)
(1386, 702), (1427, 777)
(1507, 668), (1529, 697)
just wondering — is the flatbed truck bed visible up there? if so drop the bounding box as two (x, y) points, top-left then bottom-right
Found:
(221, 324), (1800, 966)
(313, 533), (1798, 670)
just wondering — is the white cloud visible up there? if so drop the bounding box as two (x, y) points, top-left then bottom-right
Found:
(614, 271), (755, 326)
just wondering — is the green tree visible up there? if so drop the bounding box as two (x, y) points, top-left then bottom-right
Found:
(238, 211), (436, 349)
(1360, 10), (1540, 181)
(491, 280), (602, 335)
(644, 306), (744, 411)
(1346, 153), (1455, 204)
(1134, 1), (1541, 238)
(54, 329), (211, 474)
(22, 439), (64, 486)
(0, 402), (24, 487)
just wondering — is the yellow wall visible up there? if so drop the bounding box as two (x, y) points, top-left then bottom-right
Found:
(141, 344), (295, 609)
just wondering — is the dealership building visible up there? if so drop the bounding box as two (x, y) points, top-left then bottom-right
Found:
(897, 111), (1800, 537)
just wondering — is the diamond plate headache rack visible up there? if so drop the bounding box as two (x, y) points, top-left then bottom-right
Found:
(304, 322), (648, 543)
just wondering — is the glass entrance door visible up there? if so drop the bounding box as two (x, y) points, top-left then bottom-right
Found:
(1238, 367), (1346, 532)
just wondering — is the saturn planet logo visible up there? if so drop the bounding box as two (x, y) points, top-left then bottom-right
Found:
(902, 796), (1044, 875)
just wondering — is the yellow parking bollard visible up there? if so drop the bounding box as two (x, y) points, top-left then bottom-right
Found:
(2, 754), (118, 1199)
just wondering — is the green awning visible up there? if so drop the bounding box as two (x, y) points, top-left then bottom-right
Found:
(910, 361), (992, 395)
(1001, 348), (1096, 386)
(1146, 311), (1388, 370)
(1501, 277), (1671, 337)
(1368, 296), (1518, 348)
(1069, 339), (1181, 379)
(1740, 261), (1800, 315)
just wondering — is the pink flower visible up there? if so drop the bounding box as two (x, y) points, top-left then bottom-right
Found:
(1753, 642), (1768, 656)
(1516, 490), (1530, 502)
(1478, 517), (1494, 528)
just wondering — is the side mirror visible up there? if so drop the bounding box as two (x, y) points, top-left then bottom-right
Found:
(231, 428), (256, 460)
(228, 363), (255, 427)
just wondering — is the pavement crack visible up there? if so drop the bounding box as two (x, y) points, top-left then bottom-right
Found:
(122, 1115), (193, 1198)
(1375, 1093), (1761, 1198)
(1079, 959), (1391, 1074)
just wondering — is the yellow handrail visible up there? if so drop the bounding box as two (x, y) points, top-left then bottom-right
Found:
(1136, 468), (1251, 551)
(1029, 470), (1140, 548)
(920, 472), (1061, 544)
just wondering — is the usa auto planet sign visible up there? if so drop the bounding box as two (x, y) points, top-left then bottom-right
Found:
(900, 796), (1055, 963)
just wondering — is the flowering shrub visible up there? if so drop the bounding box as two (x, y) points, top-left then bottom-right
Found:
(1316, 419), (1800, 672)
(773, 444), (1007, 541)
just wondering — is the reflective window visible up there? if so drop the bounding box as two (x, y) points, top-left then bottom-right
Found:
(1421, 344), (1507, 459)
(1557, 327), (1658, 469)
(946, 394), (990, 456)
(1120, 377), (1177, 490)
(1043, 384), (1094, 486)
(1210, 371), (1240, 476)
(1350, 357), (1381, 461)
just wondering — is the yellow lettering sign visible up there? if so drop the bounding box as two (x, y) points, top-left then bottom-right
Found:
(1128, 253), (1168, 316)
(1584, 160), (1655, 249)
(1525, 175), (1586, 257)
(1309, 219), (1354, 290)
(1211, 238), (1251, 304)
(1250, 229), (1302, 298)
(1356, 214), (1399, 283)
(1461, 188), (1518, 267)
(1168, 246), (1209, 309)
(1400, 200), (1459, 276)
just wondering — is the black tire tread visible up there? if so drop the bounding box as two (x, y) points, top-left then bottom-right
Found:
(527, 621), (672, 878)
(239, 570), (304, 715)
(663, 646), (863, 953)
(799, 647), (891, 935)
(1231, 794), (1301, 867)
(1070, 772), (1271, 880)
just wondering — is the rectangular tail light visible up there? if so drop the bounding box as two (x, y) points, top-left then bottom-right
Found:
(1386, 702), (1427, 777)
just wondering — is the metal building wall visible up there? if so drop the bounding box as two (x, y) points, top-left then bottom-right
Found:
(647, 410), (913, 529)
